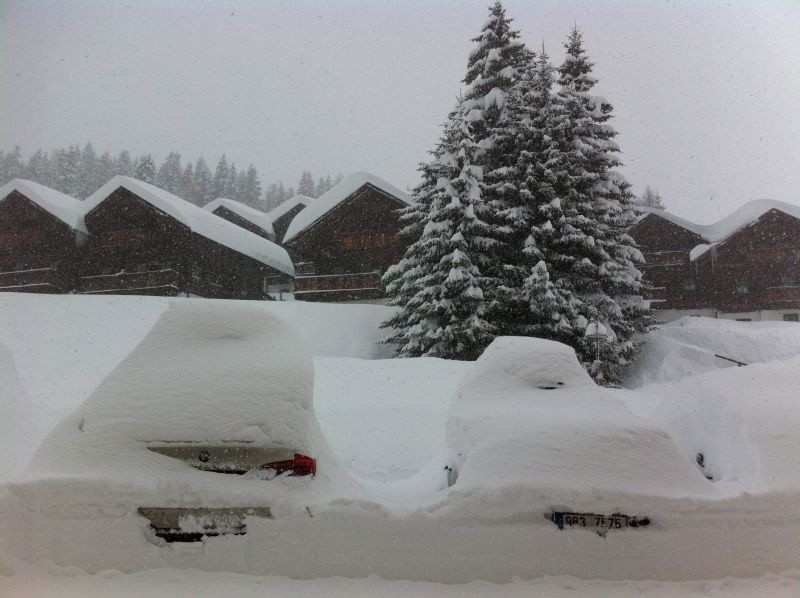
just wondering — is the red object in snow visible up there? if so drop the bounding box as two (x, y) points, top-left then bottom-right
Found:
(259, 453), (316, 477)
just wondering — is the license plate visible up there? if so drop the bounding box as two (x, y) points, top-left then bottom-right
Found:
(552, 512), (629, 531)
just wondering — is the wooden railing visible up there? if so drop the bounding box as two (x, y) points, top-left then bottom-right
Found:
(764, 285), (800, 305)
(80, 269), (179, 294)
(294, 271), (381, 294)
(0, 267), (64, 291)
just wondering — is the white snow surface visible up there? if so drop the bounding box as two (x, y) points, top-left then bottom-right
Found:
(0, 293), (396, 482)
(0, 178), (87, 233)
(636, 198), (800, 244)
(203, 197), (275, 237)
(2, 560), (798, 597)
(266, 193), (314, 222)
(2, 297), (800, 585)
(83, 176), (293, 274)
(282, 171), (412, 243)
(626, 316), (800, 387)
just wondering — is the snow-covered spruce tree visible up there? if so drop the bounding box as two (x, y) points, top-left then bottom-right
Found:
(384, 1), (530, 357)
(511, 49), (580, 342)
(382, 103), (494, 360)
(134, 154), (156, 184)
(553, 27), (651, 384)
(460, 1), (532, 336)
(156, 152), (183, 195)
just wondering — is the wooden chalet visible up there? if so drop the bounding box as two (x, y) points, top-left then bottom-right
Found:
(0, 179), (87, 294)
(282, 172), (412, 302)
(267, 194), (313, 244)
(203, 198), (275, 241)
(77, 176), (294, 299)
(630, 201), (800, 322)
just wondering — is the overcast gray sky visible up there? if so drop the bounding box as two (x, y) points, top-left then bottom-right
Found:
(2, 0), (798, 222)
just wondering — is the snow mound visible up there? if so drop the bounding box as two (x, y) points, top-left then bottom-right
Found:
(626, 317), (800, 387)
(0, 178), (87, 233)
(25, 300), (323, 483)
(624, 356), (800, 494)
(458, 336), (593, 397)
(446, 337), (714, 506)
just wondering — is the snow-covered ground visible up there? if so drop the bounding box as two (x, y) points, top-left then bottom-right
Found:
(1, 293), (800, 594)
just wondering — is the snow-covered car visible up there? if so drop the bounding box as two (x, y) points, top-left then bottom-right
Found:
(3, 301), (354, 547)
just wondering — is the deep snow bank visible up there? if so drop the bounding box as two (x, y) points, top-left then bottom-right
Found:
(623, 355), (800, 493)
(22, 300), (353, 503)
(0, 293), (396, 481)
(626, 316), (800, 387)
(446, 337), (714, 510)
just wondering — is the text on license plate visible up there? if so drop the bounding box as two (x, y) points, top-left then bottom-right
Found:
(554, 512), (628, 530)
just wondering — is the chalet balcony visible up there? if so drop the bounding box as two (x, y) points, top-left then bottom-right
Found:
(80, 269), (179, 295)
(294, 271), (383, 301)
(764, 285), (800, 307)
(0, 267), (65, 293)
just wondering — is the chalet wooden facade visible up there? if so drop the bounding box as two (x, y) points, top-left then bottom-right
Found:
(77, 177), (294, 299)
(282, 173), (412, 302)
(0, 180), (86, 294)
(630, 202), (800, 322)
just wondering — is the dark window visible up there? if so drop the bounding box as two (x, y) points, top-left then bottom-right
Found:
(735, 318), (752, 322)
(783, 313), (799, 322)
(735, 280), (749, 294)
(682, 278), (696, 291)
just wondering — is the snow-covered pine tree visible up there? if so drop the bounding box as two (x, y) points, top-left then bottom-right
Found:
(234, 169), (248, 203)
(116, 151), (134, 177)
(297, 170), (315, 197)
(554, 27), (650, 384)
(225, 162), (238, 198)
(134, 154), (156, 184)
(638, 186), (665, 209)
(383, 102), (494, 360)
(507, 49), (580, 341)
(60, 145), (82, 197)
(96, 152), (116, 190)
(77, 143), (97, 198)
(242, 165), (262, 208)
(25, 150), (51, 186)
(156, 152), (183, 195)
(193, 157), (214, 205)
(211, 155), (229, 199)
(3, 146), (25, 184)
(385, 1), (531, 359)
(180, 162), (197, 204)
(460, 1), (531, 336)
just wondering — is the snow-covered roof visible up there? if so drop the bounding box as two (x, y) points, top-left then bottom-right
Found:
(0, 178), (88, 234)
(83, 176), (294, 275)
(282, 172), (412, 243)
(267, 194), (314, 223)
(636, 199), (800, 245)
(203, 197), (275, 238)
